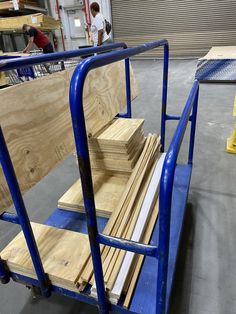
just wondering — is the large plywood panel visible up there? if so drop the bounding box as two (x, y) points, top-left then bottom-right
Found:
(0, 61), (138, 213)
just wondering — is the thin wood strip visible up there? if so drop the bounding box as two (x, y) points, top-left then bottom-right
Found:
(123, 201), (159, 308)
(110, 153), (166, 301)
(104, 152), (159, 290)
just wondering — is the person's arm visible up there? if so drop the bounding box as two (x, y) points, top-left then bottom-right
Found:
(97, 29), (104, 46)
(23, 37), (34, 53)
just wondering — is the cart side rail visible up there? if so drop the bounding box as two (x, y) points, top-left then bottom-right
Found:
(69, 39), (169, 313)
(157, 80), (199, 312)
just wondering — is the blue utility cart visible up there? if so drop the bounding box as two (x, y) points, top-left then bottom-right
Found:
(0, 40), (199, 314)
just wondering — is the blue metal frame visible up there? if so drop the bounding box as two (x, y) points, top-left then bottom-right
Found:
(0, 40), (200, 314)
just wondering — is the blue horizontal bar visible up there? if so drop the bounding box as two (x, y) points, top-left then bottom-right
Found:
(0, 212), (20, 224)
(98, 233), (158, 257)
(0, 42), (127, 72)
(10, 272), (136, 314)
(165, 114), (181, 121)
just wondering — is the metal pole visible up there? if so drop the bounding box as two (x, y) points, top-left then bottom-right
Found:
(188, 86), (199, 164)
(160, 43), (169, 152)
(70, 65), (108, 314)
(0, 127), (50, 297)
(125, 57), (132, 118)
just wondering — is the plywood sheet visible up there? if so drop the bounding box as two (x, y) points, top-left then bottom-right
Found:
(0, 222), (89, 289)
(58, 171), (130, 217)
(199, 46), (236, 60)
(0, 61), (138, 213)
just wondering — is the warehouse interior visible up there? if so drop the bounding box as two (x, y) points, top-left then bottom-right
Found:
(0, 1), (236, 314)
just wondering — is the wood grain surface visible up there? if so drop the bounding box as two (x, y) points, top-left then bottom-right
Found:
(0, 61), (138, 213)
(0, 222), (89, 289)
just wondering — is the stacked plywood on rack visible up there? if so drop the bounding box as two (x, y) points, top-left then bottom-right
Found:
(89, 118), (145, 173)
(1, 134), (163, 306)
(0, 13), (60, 30)
(58, 118), (145, 217)
(75, 134), (163, 300)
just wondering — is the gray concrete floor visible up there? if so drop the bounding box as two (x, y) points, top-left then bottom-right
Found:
(0, 60), (236, 314)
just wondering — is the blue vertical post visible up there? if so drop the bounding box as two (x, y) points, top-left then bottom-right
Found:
(188, 84), (199, 164)
(125, 57), (132, 118)
(69, 63), (108, 314)
(160, 43), (169, 152)
(156, 160), (174, 314)
(0, 127), (50, 297)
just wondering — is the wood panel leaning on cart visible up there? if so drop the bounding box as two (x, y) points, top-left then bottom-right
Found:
(0, 60), (138, 213)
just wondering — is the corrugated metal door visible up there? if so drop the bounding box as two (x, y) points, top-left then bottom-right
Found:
(111, 0), (236, 58)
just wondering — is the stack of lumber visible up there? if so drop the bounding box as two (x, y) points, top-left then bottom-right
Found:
(58, 118), (145, 216)
(0, 134), (164, 306)
(0, 222), (90, 291)
(75, 134), (162, 299)
(89, 118), (145, 173)
(0, 13), (60, 30)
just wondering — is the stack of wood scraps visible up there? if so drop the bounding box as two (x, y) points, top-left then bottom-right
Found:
(89, 118), (145, 173)
(75, 134), (163, 303)
(58, 117), (146, 217)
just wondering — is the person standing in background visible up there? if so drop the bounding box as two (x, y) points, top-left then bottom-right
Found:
(90, 2), (111, 46)
(22, 24), (54, 53)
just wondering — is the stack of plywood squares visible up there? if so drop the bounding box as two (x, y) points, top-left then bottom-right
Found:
(88, 118), (145, 173)
(58, 117), (146, 217)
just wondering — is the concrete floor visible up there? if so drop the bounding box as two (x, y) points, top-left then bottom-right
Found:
(0, 60), (236, 314)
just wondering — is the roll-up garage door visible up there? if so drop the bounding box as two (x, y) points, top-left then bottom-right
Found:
(111, 0), (236, 58)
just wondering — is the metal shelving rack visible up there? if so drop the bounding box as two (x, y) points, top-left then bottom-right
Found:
(0, 40), (199, 314)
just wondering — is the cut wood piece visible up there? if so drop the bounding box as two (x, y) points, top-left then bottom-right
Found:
(0, 222), (89, 290)
(0, 60), (138, 213)
(123, 200), (159, 308)
(109, 153), (166, 303)
(94, 118), (144, 144)
(58, 171), (130, 217)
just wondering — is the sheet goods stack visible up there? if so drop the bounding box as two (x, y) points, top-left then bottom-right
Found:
(74, 134), (163, 304)
(88, 118), (145, 173)
(58, 118), (145, 217)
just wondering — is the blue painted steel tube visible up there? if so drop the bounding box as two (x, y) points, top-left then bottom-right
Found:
(98, 233), (158, 257)
(124, 57), (132, 118)
(69, 39), (168, 314)
(0, 42), (127, 72)
(0, 128), (50, 297)
(156, 80), (199, 314)
(0, 212), (20, 224)
(160, 44), (169, 152)
(188, 87), (199, 164)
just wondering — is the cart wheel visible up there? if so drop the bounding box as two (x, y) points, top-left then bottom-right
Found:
(27, 285), (42, 301)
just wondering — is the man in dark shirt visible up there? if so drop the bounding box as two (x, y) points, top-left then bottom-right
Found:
(22, 24), (54, 54)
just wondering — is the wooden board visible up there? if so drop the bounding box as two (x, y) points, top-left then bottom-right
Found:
(0, 222), (89, 290)
(0, 69), (75, 213)
(0, 61), (138, 213)
(199, 46), (236, 60)
(58, 171), (130, 217)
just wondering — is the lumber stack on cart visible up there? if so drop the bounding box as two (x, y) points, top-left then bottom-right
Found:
(1, 133), (163, 307)
(58, 118), (146, 216)
(89, 118), (145, 172)
(75, 134), (163, 300)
